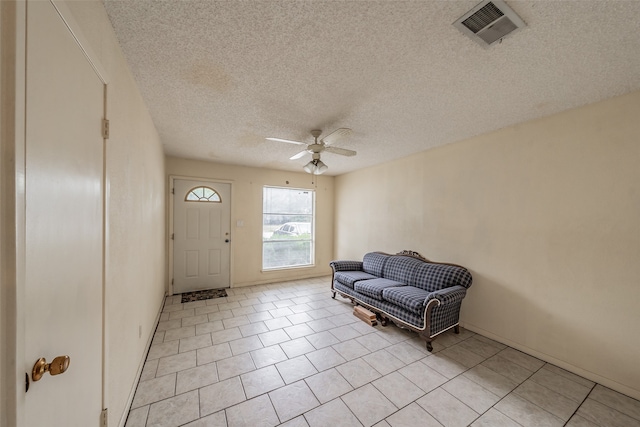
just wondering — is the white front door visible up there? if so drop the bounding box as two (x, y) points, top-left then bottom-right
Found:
(23, 1), (104, 425)
(173, 180), (231, 293)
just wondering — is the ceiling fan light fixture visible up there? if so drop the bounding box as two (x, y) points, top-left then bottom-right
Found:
(303, 159), (328, 175)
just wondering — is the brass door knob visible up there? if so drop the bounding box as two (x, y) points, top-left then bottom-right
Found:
(32, 355), (70, 381)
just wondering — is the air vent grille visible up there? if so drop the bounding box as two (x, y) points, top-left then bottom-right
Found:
(453, 0), (525, 47)
(461, 2), (504, 34)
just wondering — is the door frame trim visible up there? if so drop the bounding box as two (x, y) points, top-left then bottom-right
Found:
(168, 175), (234, 296)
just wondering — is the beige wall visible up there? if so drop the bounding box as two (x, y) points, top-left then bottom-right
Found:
(335, 90), (640, 400)
(51, 2), (166, 426)
(166, 157), (334, 288)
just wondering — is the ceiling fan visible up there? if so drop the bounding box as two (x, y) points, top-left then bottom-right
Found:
(266, 128), (356, 175)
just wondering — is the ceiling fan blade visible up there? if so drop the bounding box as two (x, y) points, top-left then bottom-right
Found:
(265, 137), (306, 145)
(321, 128), (352, 145)
(324, 146), (357, 157)
(289, 150), (308, 160)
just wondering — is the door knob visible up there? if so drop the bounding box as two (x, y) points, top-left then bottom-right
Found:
(32, 355), (70, 381)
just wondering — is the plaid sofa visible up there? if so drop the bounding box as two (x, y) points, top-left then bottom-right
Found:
(330, 252), (472, 351)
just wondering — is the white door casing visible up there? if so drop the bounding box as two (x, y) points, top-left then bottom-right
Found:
(173, 180), (231, 293)
(24, 1), (104, 425)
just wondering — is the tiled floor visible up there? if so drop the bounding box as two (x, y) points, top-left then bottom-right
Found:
(125, 276), (640, 427)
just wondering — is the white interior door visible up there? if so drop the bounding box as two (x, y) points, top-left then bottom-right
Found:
(24, 1), (104, 425)
(173, 180), (231, 293)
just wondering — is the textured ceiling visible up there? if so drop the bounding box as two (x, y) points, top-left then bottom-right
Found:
(103, 0), (640, 176)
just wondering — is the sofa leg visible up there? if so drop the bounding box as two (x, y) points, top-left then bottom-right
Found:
(426, 341), (433, 352)
(375, 313), (389, 327)
(454, 325), (460, 334)
(331, 291), (336, 299)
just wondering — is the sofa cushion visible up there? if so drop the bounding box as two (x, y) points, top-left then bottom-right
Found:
(354, 278), (406, 301)
(410, 263), (473, 292)
(382, 256), (424, 284)
(382, 286), (430, 314)
(334, 271), (378, 289)
(362, 252), (389, 276)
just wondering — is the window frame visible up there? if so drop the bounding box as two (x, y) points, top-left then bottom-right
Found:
(262, 186), (316, 271)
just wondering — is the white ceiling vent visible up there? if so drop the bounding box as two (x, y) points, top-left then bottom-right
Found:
(453, 0), (526, 47)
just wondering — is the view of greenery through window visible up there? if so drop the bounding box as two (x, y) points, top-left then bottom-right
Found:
(263, 186), (314, 269)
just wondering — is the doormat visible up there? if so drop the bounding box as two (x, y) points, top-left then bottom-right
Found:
(181, 289), (228, 303)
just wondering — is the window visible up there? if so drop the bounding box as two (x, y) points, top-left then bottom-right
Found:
(263, 186), (314, 270)
(185, 186), (221, 202)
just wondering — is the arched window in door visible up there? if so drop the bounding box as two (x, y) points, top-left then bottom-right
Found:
(185, 186), (222, 202)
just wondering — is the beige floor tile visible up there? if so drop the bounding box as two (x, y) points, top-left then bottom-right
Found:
(495, 393), (564, 427)
(330, 325), (362, 341)
(223, 315), (251, 329)
(169, 308), (195, 320)
(157, 319), (183, 332)
(439, 343), (486, 368)
(456, 336), (503, 359)
(210, 327), (242, 344)
(304, 368), (354, 403)
(287, 312), (315, 325)
(333, 340), (371, 361)
(140, 359), (159, 381)
(363, 349), (406, 376)
(481, 354), (533, 384)
(530, 367), (591, 402)
(132, 374), (176, 408)
(306, 331), (341, 349)
(258, 329), (291, 346)
(146, 390), (199, 427)
(194, 305), (220, 316)
(386, 402), (442, 427)
(156, 351), (197, 377)
(208, 310), (233, 322)
(181, 314), (210, 327)
(229, 335), (263, 355)
(307, 318), (337, 332)
(373, 372), (425, 408)
(577, 398), (640, 427)
(387, 341), (430, 364)
(225, 394), (280, 427)
(125, 406), (149, 427)
(442, 375), (501, 414)
(398, 360), (448, 393)
(231, 305), (255, 316)
(306, 347), (347, 371)
(337, 358), (382, 388)
(239, 321), (269, 337)
(164, 325), (196, 342)
(342, 384), (398, 427)
(304, 398), (363, 427)
(462, 364), (518, 398)
(589, 384), (640, 420)
(470, 408), (520, 427)
(275, 355), (318, 384)
(240, 365), (285, 398)
(514, 379), (581, 420)
(195, 320), (224, 335)
(565, 414), (600, 427)
(270, 307), (295, 318)
(216, 352), (255, 380)
(269, 381), (320, 422)
(196, 342), (232, 365)
(542, 364), (595, 388)
(265, 316), (294, 330)
(179, 334), (213, 353)
(199, 376), (246, 416)
(422, 353), (467, 379)
(372, 420), (391, 427)
(417, 388), (479, 427)
(248, 311), (274, 322)
(250, 345), (288, 368)
(176, 363), (219, 394)
(182, 411), (226, 426)
(497, 347), (545, 372)
(284, 323), (316, 339)
(280, 337), (316, 358)
(356, 333), (392, 352)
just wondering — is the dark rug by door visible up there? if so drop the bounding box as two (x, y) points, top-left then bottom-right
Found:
(181, 288), (228, 303)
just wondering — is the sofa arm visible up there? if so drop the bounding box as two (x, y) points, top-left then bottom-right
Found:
(424, 285), (467, 306)
(329, 260), (363, 272)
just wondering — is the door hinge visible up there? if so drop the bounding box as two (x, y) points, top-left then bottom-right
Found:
(171, 233), (174, 240)
(102, 119), (110, 139)
(171, 188), (175, 194)
(171, 278), (174, 285)
(100, 409), (108, 427)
